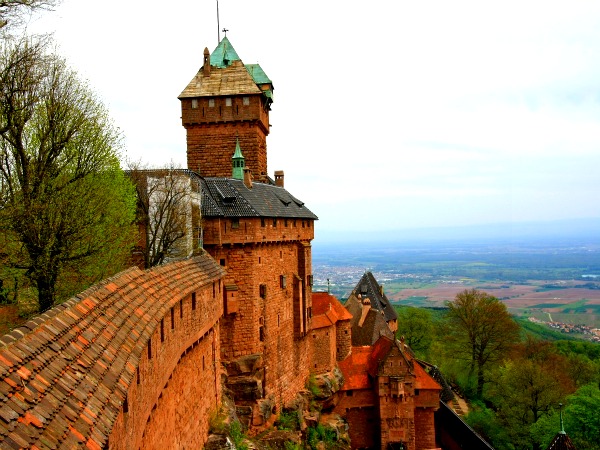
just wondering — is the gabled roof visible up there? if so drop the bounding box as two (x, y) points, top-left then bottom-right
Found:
(0, 255), (224, 450)
(201, 178), (318, 220)
(352, 272), (398, 323)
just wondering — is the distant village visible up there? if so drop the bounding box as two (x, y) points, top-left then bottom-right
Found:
(528, 317), (600, 342)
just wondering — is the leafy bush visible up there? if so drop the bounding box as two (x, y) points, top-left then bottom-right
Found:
(276, 410), (300, 431)
(307, 423), (337, 449)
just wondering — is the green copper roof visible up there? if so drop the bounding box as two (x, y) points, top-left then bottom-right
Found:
(210, 36), (241, 68)
(245, 64), (271, 85)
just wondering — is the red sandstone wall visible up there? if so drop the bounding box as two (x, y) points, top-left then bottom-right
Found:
(414, 408), (437, 450)
(335, 321), (352, 361)
(109, 285), (222, 449)
(310, 327), (336, 374)
(202, 216), (315, 247)
(182, 95), (269, 180)
(205, 218), (313, 407)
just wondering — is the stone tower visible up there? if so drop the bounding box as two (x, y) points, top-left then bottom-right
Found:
(179, 37), (318, 422)
(178, 37), (273, 182)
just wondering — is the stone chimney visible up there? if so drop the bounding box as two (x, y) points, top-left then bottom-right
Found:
(358, 297), (371, 327)
(202, 48), (210, 77)
(274, 170), (284, 188)
(243, 168), (253, 189)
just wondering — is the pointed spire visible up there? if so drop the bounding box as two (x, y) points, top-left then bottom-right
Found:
(232, 137), (245, 180)
(559, 403), (566, 435)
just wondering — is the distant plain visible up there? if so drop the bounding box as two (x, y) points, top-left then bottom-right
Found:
(313, 222), (600, 329)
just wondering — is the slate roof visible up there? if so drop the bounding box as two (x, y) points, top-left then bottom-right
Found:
(352, 272), (398, 323)
(201, 178), (318, 220)
(0, 255), (224, 450)
(546, 433), (577, 450)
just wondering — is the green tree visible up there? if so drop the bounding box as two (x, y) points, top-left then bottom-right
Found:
(0, 36), (136, 312)
(395, 306), (433, 356)
(531, 384), (600, 450)
(444, 289), (520, 397)
(486, 338), (576, 450)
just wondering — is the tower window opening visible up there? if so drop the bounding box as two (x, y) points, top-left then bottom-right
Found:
(191, 99), (198, 109)
(231, 218), (239, 229)
(243, 96), (250, 105)
(192, 292), (196, 310)
(226, 98), (232, 106)
(208, 99), (215, 107)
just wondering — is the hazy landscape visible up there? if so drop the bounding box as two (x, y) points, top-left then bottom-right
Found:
(312, 221), (600, 331)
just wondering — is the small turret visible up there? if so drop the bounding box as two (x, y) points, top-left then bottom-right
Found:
(232, 138), (245, 180)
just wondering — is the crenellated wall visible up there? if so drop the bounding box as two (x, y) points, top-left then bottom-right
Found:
(0, 255), (225, 450)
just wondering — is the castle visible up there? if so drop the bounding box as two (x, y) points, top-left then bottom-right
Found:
(0, 36), (492, 449)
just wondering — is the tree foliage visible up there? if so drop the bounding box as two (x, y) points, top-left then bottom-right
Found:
(444, 289), (520, 397)
(395, 305), (433, 356)
(0, 36), (136, 312)
(128, 164), (201, 268)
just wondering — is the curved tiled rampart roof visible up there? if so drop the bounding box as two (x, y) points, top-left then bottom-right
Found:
(0, 255), (224, 449)
(202, 178), (318, 220)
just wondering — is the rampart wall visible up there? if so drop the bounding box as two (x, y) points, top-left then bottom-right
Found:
(0, 255), (225, 450)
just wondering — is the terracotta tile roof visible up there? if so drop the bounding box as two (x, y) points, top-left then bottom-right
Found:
(311, 293), (353, 330)
(0, 255), (224, 449)
(413, 358), (442, 391)
(338, 347), (372, 391)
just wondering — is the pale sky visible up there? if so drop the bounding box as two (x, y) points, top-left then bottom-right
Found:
(24, 1), (600, 237)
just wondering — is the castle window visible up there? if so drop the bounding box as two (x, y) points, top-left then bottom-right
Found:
(243, 96), (250, 105)
(192, 292), (196, 310)
(346, 390), (353, 397)
(171, 307), (175, 329)
(220, 259), (226, 266)
(208, 99), (215, 107)
(259, 326), (265, 342)
(302, 221), (305, 228)
(148, 339), (152, 359)
(280, 275), (287, 289)
(123, 397), (129, 413)
(284, 219), (288, 227)
(160, 319), (165, 342)
(293, 220), (297, 227)
(307, 275), (313, 287)
(231, 218), (239, 229)
(137, 367), (140, 385)
(259, 284), (267, 299)
(261, 218), (265, 227)
(258, 257), (261, 264)
(226, 98), (232, 106)
(180, 299), (183, 318)
(272, 218), (277, 227)
(191, 99), (198, 109)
